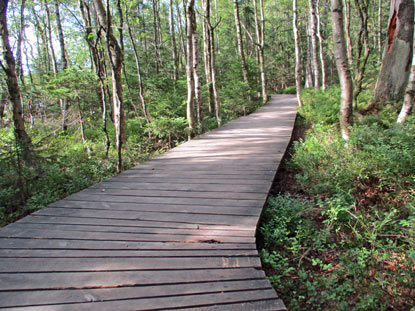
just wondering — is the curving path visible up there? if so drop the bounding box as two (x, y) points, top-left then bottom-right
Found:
(0, 94), (297, 310)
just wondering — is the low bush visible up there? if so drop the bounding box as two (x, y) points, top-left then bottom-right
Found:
(260, 87), (415, 311)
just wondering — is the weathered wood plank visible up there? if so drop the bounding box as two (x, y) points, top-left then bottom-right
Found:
(90, 181), (270, 193)
(0, 289), (279, 311)
(0, 256), (261, 272)
(31, 207), (259, 227)
(14, 215), (255, 231)
(0, 279), (272, 308)
(0, 248), (258, 258)
(0, 227), (255, 244)
(11, 222), (254, 237)
(65, 193), (264, 208)
(0, 267), (266, 290)
(0, 238), (257, 250)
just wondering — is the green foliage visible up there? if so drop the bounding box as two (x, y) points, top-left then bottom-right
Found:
(146, 116), (188, 147)
(298, 87), (341, 124)
(261, 86), (415, 310)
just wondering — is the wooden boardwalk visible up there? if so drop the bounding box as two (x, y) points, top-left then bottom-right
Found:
(0, 95), (297, 311)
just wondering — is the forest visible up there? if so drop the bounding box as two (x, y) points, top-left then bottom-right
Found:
(0, 0), (415, 310)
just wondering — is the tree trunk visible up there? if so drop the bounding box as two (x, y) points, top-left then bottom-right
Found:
(54, 0), (70, 132)
(79, 0), (111, 158)
(308, 0), (320, 90)
(125, 10), (151, 124)
(169, 0), (178, 81)
(344, 0), (353, 65)
(44, 0), (58, 74)
(331, 0), (353, 140)
(15, 0), (26, 84)
(152, 0), (162, 73)
(202, 0), (214, 114)
(316, 0), (326, 91)
(233, 0), (249, 84)
(293, 0), (302, 107)
(352, 0), (371, 106)
(373, 0), (414, 102)
(191, 8), (203, 131)
(0, 0), (34, 163)
(378, 0), (383, 62)
(209, 21), (221, 126)
(93, 0), (125, 172)
(0, 91), (7, 128)
(398, 31), (415, 123)
(253, 0), (267, 104)
(185, 0), (195, 139)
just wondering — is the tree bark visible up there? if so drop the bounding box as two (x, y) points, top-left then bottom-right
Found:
(293, 0), (302, 107)
(0, 0), (34, 163)
(169, 0), (178, 81)
(93, 0), (125, 171)
(44, 0), (58, 74)
(352, 0), (371, 106)
(125, 9), (151, 124)
(316, 0), (326, 91)
(253, 0), (267, 104)
(15, 0), (26, 84)
(208, 13), (221, 126)
(373, 0), (414, 102)
(79, 0), (111, 157)
(202, 0), (214, 114)
(398, 30), (415, 123)
(378, 0), (383, 62)
(152, 0), (162, 73)
(185, 0), (195, 139)
(191, 8), (203, 131)
(233, 0), (249, 84)
(331, 0), (353, 140)
(308, 0), (320, 90)
(54, 0), (70, 131)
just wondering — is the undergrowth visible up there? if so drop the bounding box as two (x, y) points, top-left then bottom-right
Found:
(260, 88), (415, 311)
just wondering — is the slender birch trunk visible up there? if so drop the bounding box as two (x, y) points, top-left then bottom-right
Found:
(308, 0), (320, 90)
(233, 0), (249, 84)
(202, 0), (214, 114)
(185, 0), (195, 139)
(253, 0), (267, 104)
(169, 0), (178, 81)
(293, 0), (302, 107)
(316, 0), (326, 91)
(191, 8), (203, 130)
(331, 0), (353, 140)
(93, 0), (125, 171)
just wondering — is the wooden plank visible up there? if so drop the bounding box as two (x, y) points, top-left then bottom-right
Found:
(48, 200), (261, 216)
(90, 181), (270, 193)
(0, 279), (272, 308)
(0, 289), (279, 311)
(0, 248), (258, 258)
(32, 207), (260, 226)
(167, 299), (286, 311)
(14, 215), (256, 231)
(0, 256), (261, 272)
(65, 193), (264, 208)
(0, 227), (255, 244)
(11, 222), (254, 237)
(0, 267), (266, 290)
(78, 188), (268, 201)
(110, 176), (271, 185)
(0, 238), (256, 250)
